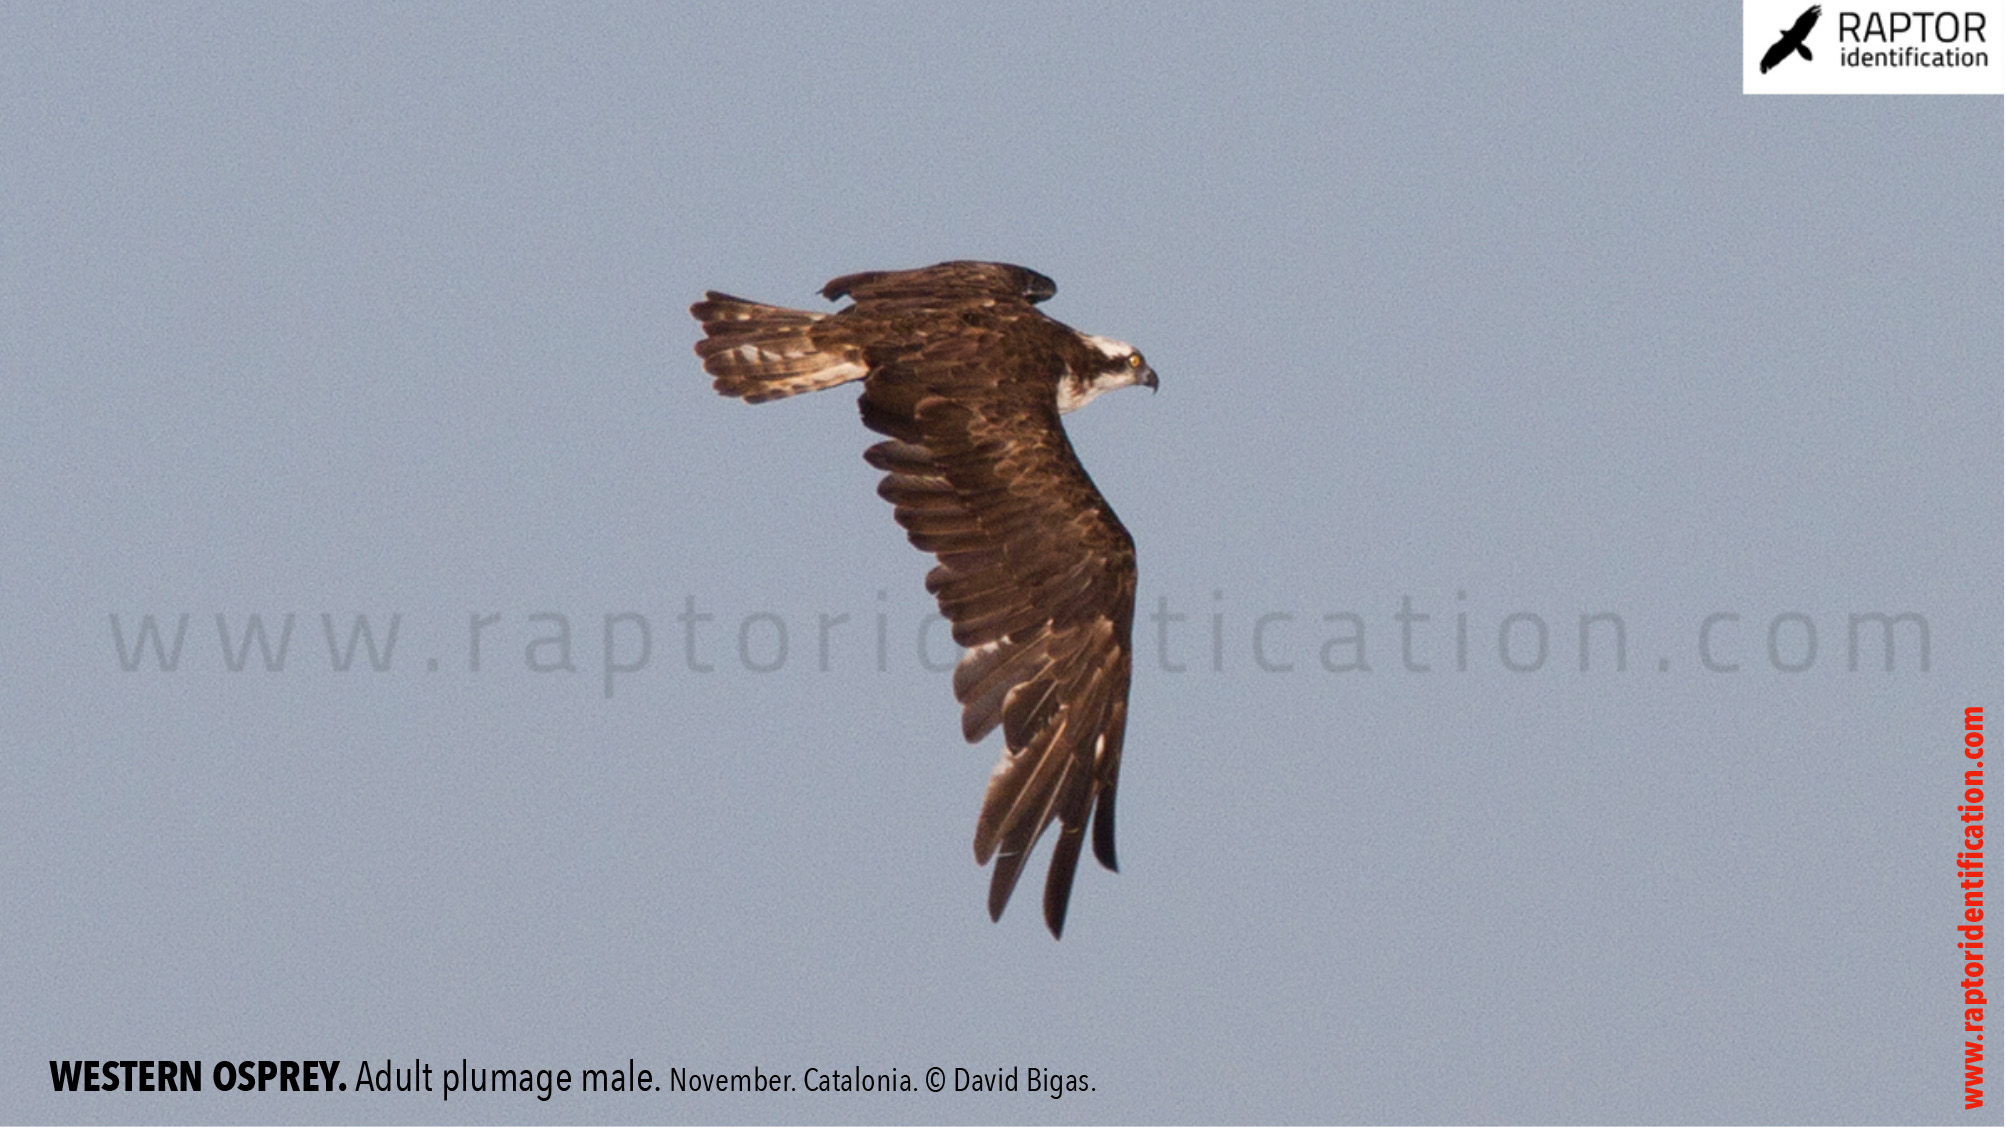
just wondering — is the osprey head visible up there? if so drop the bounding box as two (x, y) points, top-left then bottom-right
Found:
(1058, 333), (1158, 413)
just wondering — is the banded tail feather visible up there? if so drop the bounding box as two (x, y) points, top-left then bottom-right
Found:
(692, 292), (869, 402)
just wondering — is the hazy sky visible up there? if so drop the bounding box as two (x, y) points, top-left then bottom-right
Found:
(2, 3), (1999, 1123)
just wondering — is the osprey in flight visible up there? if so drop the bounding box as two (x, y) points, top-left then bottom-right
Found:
(1761, 5), (1820, 73)
(690, 261), (1155, 937)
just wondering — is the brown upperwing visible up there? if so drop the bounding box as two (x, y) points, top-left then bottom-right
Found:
(826, 268), (1136, 938)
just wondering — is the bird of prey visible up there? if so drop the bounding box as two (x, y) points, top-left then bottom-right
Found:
(1761, 5), (1821, 73)
(690, 261), (1156, 938)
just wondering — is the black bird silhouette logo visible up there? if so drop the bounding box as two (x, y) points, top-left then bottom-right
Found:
(1761, 5), (1822, 73)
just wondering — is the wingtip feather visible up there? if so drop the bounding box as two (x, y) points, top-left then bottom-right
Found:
(1041, 824), (1086, 939)
(987, 848), (1030, 921)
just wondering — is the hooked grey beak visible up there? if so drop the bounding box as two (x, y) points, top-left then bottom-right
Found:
(1141, 366), (1158, 392)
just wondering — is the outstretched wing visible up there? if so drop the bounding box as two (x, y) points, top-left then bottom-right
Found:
(824, 260), (1057, 307)
(850, 300), (1136, 939)
(1760, 35), (1793, 72)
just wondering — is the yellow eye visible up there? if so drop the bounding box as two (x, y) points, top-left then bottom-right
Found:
(1127, 353), (1142, 368)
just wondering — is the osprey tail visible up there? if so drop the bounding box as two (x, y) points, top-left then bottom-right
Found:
(691, 293), (868, 403)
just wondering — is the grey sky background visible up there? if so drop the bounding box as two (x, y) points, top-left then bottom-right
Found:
(1, 2), (1998, 1123)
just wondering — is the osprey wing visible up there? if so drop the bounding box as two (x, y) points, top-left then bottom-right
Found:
(823, 260), (1057, 306)
(855, 319), (1137, 939)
